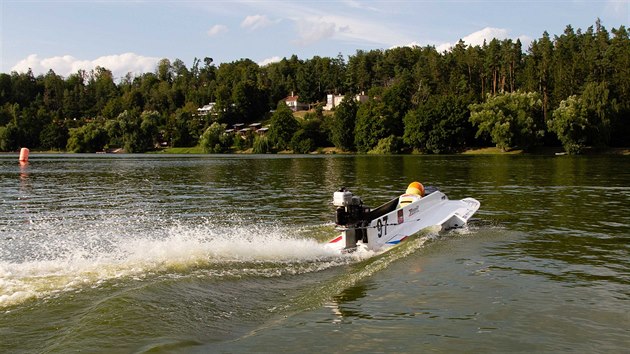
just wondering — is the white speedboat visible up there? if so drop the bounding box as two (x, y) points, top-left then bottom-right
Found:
(326, 183), (480, 253)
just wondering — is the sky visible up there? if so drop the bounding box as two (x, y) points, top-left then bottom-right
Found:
(1, 0), (628, 80)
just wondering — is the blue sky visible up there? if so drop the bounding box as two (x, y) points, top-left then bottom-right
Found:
(1, 0), (628, 79)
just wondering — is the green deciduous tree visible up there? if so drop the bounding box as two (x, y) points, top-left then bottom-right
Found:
(63, 70), (89, 119)
(66, 122), (108, 153)
(0, 123), (20, 151)
(469, 91), (544, 151)
(42, 70), (65, 115)
(549, 81), (618, 153)
(548, 95), (589, 154)
(107, 110), (159, 152)
(88, 67), (118, 116)
(288, 114), (325, 154)
(354, 99), (388, 152)
(0, 104), (50, 149)
(330, 93), (358, 151)
(368, 135), (403, 154)
(404, 95), (473, 153)
(39, 121), (69, 150)
(267, 102), (299, 150)
(200, 122), (230, 153)
(252, 135), (272, 153)
(138, 111), (160, 151)
(580, 81), (617, 146)
(381, 70), (414, 137)
(169, 110), (197, 147)
(233, 131), (253, 151)
(289, 129), (316, 153)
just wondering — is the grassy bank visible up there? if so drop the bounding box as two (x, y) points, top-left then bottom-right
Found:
(462, 146), (630, 155)
(153, 146), (205, 154)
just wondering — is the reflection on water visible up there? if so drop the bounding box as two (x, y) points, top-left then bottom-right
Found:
(326, 282), (375, 322)
(19, 163), (29, 187)
(14, 163), (33, 226)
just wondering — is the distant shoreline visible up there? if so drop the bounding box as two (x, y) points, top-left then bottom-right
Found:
(4, 146), (629, 156)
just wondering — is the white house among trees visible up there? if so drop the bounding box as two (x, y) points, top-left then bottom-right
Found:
(197, 102), (216, 116)
(323, 92), (368, 111)
(284, 92), (308, 111)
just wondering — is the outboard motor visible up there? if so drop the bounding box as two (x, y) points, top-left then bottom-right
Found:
(333, 188), (371, 248)
(333, 188), (366, 226)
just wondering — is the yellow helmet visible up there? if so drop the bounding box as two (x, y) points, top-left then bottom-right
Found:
(405, 181), (425, 197)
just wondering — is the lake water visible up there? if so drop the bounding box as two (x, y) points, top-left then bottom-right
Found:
(1, 154), (629, 353)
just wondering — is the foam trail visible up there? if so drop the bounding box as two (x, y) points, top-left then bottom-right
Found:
(0, 220), (346, 308)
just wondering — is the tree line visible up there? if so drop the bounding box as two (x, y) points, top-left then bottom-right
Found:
(0, 19), (627, 154)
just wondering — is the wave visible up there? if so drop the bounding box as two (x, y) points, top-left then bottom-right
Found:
(0, 219), (361, 309)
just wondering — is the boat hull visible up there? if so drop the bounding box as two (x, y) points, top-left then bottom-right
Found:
(327, 191), (480, 253)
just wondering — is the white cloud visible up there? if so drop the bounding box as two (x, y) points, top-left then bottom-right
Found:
(258, 56), (282, 66)
(391, 42), (421, 50)
(463, 27), (510, 46)
(294, 18), (337, 45)
(436, 27), (512, 52)
(232, 1), (415, 48)
(92, 53), (162, 77)
(299, 13), (416, 48)
(11, 53), (161, 79)
(241, 14), (273, 30)
(207, 24), (228, 36)
(435, 42), (453, 53)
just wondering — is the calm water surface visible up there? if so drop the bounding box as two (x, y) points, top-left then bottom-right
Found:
(1, 154), (629, 353)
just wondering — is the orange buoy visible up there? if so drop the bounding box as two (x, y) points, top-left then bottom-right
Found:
(19, 147), (29, 163)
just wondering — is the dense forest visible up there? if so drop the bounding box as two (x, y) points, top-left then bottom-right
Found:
(1, 20), (628, 155)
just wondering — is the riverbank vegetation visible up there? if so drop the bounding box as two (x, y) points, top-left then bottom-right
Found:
(0, 20), (628, 155)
